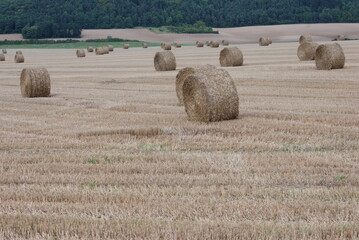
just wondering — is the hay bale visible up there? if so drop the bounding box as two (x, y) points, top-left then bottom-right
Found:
(95, 47), (105, 55)
(123, 44), (130, 49)
(222, 40), (229, 46)
(315, 43), (345, 70)
(174, 42), (182, 48)
(176, 65), (217, 105)
(182, 67), (239, 122)
(2, 49), (7, 54)
(108, 45), (114, 51)
(20, 67), (51, 98)
(259, 37), (271, 46)
(205, 41), (210, 46)
(103, 47), (110, 54)
(220, 47), (243, 67)
(154, 51), (176, 71)
(211, 41), (219, 48)
(161, 42), (166, 49)
(163, 43), (172, 50)
(76, 49), (86, 58)
(142, 43), (148, 48)
(196, 41), (204, 47)
(297, 42), (319, 61)
(16, 51), (22, 55)
(337, 34), (345, 41)
(0, 54), (5, 61)
(87, 46), (94, 52)
(299, 34), (312, 44)
(15, 54), (24, 63)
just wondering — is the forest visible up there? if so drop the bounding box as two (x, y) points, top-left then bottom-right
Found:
(0, 0), (358, 39)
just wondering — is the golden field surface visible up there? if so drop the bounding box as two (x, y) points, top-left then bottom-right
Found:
(0, 41), (358, 239)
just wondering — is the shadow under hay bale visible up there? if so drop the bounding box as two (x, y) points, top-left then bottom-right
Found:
(0, 54), (5, 61)
(220, 47), (243, 67)
(176, 65), (217, 105)
(108, 45), (114, 51)
(259, 37), (271, 46)
(154, 51), (176, 71)
(196, 41), (204, 47)
(297, 42), (319, 61)
(20, 67), (51, 98)
(315, 43), (345, 70)
(87, 46), (94, 52)
(123, 44), (130, 49)
(222, 40), (229, 46)
(15, 54), (24, 63)
(76, 49), (86, 58)
(337, 35), (345, 41)
(299, 34), (312, 44)
(182, 66), (239, 122)
(142, 43), (148, 48)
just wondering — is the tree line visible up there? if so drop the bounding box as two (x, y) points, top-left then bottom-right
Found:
(0, 0), (358, 39)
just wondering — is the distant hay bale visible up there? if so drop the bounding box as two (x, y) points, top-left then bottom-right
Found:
(211, 41), (219, 48)
(174, 42), (182, 48)
(87, 46), (94, 52)
(222, 40), (229, 46)
(161, 42), (166, 49)
(299, 34), (312, 44)
(2, 49), (7, 54)
(16, 51), (22, 55)
(76, 49), (86, 58)
(108, 45), (114, 51)
(103, 46), (110, 54)
(205, 41), (210, 46)
(259, 37), (271, 46)
(142, 43), (148, 48)
(95, 47), (105, 55)
(176, 64), (217, 105)
(337, 34), (345, 41)
(0, 54), (5, 61)
(182, 67), (239, 122)
(163, 43), (172, 50)
(123, 44), (130, 49)
(297, 42), (319, 61)
(20, 67), (51, 98)
(220, 47), (243, 67)
(196, 41), (204, 47)
(315, 43), (345, 70)
(15, 53), (24, 63)
(154, 51), (176, 71)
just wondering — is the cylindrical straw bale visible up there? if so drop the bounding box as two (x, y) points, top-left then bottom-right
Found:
(15, 54), (24, 63)
(87, 46), (94, 52)
(76, 49), (86, 57)
(174, 42), (182, 48)
(211, 41), (219, 48)
(259, 37), (271, 46)
(297, 42), (319, 61)
(142, 43), (148, 48)
(205, 41), (210, 46)
(182, 68), (239, 122)
(2, 49), (7, 54)
(337, 35), (345, 41)
(220, 47), (243, 67)
(161, 42), (166, 49)
(196, 41), (204, 47)
(108, 45), (114, 51)
(103, 46), (110, 54)
(20, 67), (51, 98)
(154, 51), (176, 71)
(176, 65), (217, 105)
(315, 43), (345, 70)
(95, 47), (104, 55)
(123, 44), (130, 49)
(222, 40), (229, 46)
(299, 34), (312, 44)
(16, 51), (22, 55)
(163, 43), (172, 50)
(0, 54), (5, 61)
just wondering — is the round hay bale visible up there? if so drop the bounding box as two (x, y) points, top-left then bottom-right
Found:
(76, 49), (86, 58)
(211, 41), (219, 48)
(297, 42), (319, 61)
(299, 34), (312, 44)
(220, 47), (243, 67)
(163, 43), (172, 50)
(174, 42), (182, 48)
(161, 42), (166, 49)
(15, 54), (24, 63)
(154, 51), (176, 71)
(176, 65), (217, 105)
(2, 49), (7, 54)
(182, 68), (239, 122)
(196, 41), (204, 47)
(315, 43), (345, 70)
(103, 46), (110, 54)
(337, 34), (345, 41)
(16, 51), (23, 55)
(142, 43), (148, 48)
(87, 46), (94, 52)
(123, 44), (130, 49)
(0, 54), (5, 61)
(259, 37), (271, 46)
(95, 47), (105, 55)
(222, 40), (229, 46)
(20, 67), (51, 98)
(108, 45), (114, 51)
(205, 41), (210, 46)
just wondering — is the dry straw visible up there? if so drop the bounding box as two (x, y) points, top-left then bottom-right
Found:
(142, 43), (148, 48)
(87, 46), (94, 52)
(220, 47), (243, 67)
(95, 47), (105, 55)
(108, 45), (114, 51)
(176, 65), (217, 105)
(337, 34), (345, 41)
(196, 41), (204, 47)
(15, 53), (24, 63)
(299, 34), (312, 44)
(123, 44), (130, 49)
(0, 54), (5, 61)
(76, 49), (86, 58)
(211, 41), (220, 48)
(182, 66), (239, 122)
(315, 43), (345, 70)
(297, 42), (319, 61)
(154, 51), (176, 71)
(259, 37), (271, 46)
(222, 40), (229, 46)
(2, 49), (7, 54)
(20, 67), (51, 98)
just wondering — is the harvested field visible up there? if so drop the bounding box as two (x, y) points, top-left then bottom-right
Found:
(0, 41), (359, 239)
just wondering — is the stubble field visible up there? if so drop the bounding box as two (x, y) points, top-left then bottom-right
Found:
(0, 41), (358, 239)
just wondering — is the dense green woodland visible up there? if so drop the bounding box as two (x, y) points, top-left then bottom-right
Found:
(0, 0), (358, 38)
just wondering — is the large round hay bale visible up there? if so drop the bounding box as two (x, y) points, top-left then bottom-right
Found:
(2, 49), (7, 54)
(0, 54), (5, 61)
(315, 43), (345, 70)
(76, 49), (86, 58)
(16, 51), (22, 55)
(103, 46), (110, 54)
(108, 45), (114, 51)
(154, 51), (176, 71)
(176, 65), (217, 105)
(182, 68), (239, 122)
(220, 47), (243, 67)
(196, 41), (204, 47)
(211, 41), (219, 48)
(259, 37), (271, 46)
(337, 34), (345, 41)
(95, 47), (105, 55)
(297, 42), (319, 61)
(299, 34), (312, 44)
(163, 43), (172, 50)
(222, 40), (229, 46)
(123, 44), (130, 49)
(142, 43), (148, 48)
(87, 46), (94, 52)
(15, 54), (24, 63)
(20, 67), (51, 98)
